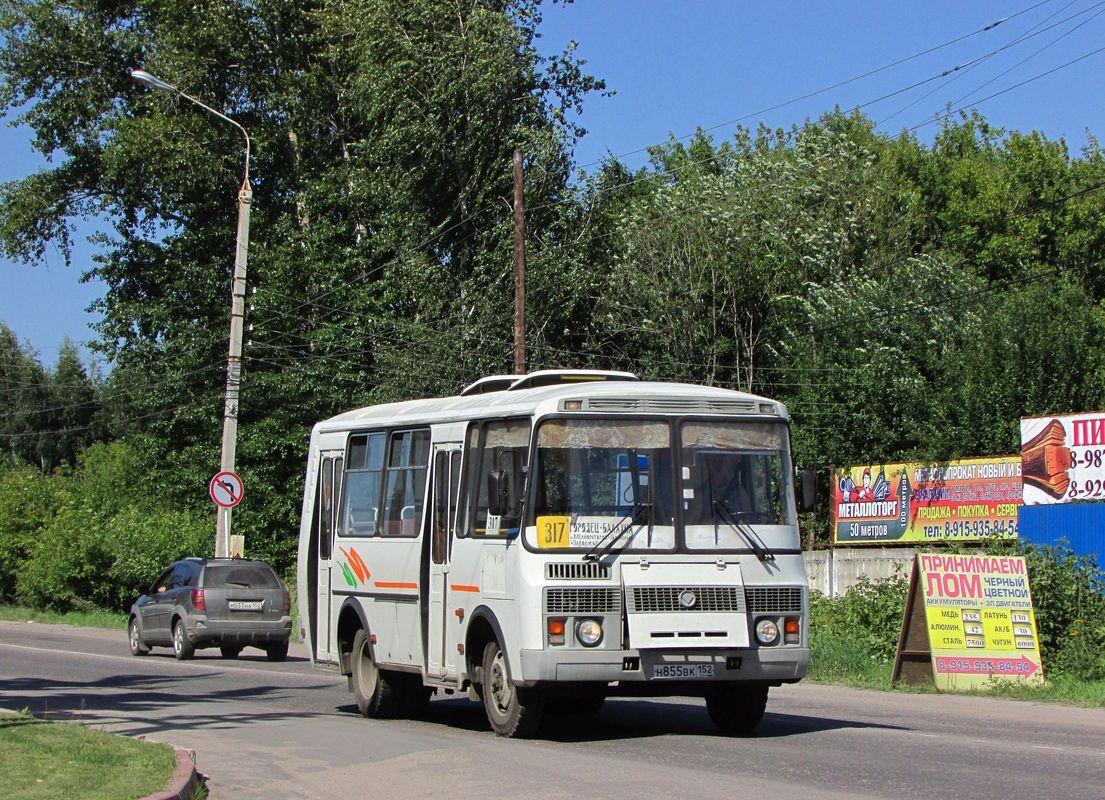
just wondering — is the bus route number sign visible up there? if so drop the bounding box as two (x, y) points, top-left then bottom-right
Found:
(209, 470), (244, 509)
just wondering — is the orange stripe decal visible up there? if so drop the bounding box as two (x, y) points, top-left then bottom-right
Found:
(450, 584), (481, 593)
(339, 547), (369, 584)
(348, 548), (372, 582)
(374, 581), (418, 590)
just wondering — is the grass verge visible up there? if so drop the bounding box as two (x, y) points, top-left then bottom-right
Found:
(0, 709), (178, 800)
(809, 635), (1105, 706)
(0, 604), (127, 629)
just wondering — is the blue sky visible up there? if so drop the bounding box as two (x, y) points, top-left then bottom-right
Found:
(3, 0), (1103, 367)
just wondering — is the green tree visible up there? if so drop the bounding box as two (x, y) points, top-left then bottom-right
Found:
(0, 322), (50, 467)
(0, 0), (605, 569)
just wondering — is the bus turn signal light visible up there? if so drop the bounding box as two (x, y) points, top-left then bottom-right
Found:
(784, 617), (800, 644)
(548, 618), (566, 646)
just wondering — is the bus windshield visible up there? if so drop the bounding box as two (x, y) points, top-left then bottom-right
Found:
(681, 421), (792, 550)
(529, 417), (794, 553)
(530, 419), (675, 551)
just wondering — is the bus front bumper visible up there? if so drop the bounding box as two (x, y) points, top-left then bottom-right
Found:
(517, 646), (808, 686)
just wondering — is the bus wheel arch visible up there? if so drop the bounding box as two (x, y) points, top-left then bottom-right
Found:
(336, 600), (370, 676)
(464, 607), (508, 687)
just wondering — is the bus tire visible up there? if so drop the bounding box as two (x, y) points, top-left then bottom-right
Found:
(705, 684), (768, 735)
(350, 629), (401, 718)
(481, 639), (544, 738)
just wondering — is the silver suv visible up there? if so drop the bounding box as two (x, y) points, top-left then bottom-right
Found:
(128, 558), (292, 661)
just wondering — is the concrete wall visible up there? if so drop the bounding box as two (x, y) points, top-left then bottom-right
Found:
(803, 547), (917, 597)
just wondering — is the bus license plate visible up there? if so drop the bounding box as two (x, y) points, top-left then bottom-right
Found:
(228, 600), (263, 611)
(651, 664), (714, 679)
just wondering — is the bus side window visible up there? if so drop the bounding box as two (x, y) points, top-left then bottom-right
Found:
(319, 457), (334, 560)
(342, 433), (385, 537)
(381, 429), (430, 537)
(468, 419), (530, 536)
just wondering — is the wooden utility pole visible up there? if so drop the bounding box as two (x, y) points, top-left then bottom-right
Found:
(512, 149), (526, 375)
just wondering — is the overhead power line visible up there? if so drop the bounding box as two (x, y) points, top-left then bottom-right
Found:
(572, 0), (1060, 171)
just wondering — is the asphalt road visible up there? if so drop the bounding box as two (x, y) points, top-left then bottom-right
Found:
(1, 619), (1103, 799)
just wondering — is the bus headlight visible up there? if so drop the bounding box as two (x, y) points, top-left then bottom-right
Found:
(755, 619), (780, 645)
(576, 619), (603, 647)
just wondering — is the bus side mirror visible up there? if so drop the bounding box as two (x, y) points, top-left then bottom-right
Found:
(799, 469), (817, 512)
(487, 470), (507, 518)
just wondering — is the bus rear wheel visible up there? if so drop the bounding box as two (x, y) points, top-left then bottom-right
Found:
(350, 629), (402, 718)
(481, 640), (544, 738)
(705, 684), (768, 735)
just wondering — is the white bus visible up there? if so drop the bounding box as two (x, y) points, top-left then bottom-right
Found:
(296, 370), (814, 737)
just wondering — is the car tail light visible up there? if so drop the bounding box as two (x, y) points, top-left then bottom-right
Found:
(282, 591), (291, 614)
(191, 589), (206, 611)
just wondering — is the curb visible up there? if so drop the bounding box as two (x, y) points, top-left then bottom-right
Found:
(143, 747), (201, 800)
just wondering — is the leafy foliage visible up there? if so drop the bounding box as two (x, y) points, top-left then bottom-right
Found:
(1, 2), (1105, 621)
(2, 442), (210, 611)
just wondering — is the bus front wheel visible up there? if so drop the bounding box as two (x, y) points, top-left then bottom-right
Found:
(481, 640), (544, 738)
(705, 684), (768, 735)
(350, 629), (402, 718)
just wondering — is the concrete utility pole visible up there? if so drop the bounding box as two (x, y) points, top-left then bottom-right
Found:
(512, 149), (526, 375)
(129, 69), (252, 559)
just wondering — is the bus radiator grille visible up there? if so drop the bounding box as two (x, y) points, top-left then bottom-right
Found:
(545, 587), (621, 614)
(629, 586), (743, 613)
(744, 586), (804, 613)
(545, 562), (611, 581)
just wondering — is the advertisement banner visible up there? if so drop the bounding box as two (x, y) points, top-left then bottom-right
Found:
(1020, 411), (1105, 505)
(917, 553), (1043, 690)
(830, 456), (1022, 545)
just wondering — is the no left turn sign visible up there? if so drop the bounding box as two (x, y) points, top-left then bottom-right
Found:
(209, 470), (244, 509)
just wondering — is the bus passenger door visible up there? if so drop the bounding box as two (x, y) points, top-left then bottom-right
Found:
(427, 445), (462, 678)
(313, 451), (343, 663)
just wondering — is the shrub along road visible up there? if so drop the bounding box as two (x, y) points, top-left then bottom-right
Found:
(1, 620), (1103, 799)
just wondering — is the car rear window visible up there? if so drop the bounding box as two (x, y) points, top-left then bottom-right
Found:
(203, 564), (281, 589)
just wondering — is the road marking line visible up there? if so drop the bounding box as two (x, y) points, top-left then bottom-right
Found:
(0, 642), (338, 685)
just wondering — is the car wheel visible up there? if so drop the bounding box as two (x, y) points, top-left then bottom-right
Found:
(481, 639), (544, 738)
(265, 641), (289, 662)
(172, 619), (194, 660)
(349, 630), (401, 718)
(220, 645), (243, 659)
(705, 684), (768, 735)
(128, 617), (149, 656)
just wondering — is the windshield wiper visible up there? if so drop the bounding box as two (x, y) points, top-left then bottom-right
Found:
(713, 499), (775, 562)
(583, 502), (651, 562)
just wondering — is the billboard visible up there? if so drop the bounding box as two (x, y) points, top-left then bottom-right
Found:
(831, 456), (1022, 545)
(1020, 411), (1105, 505)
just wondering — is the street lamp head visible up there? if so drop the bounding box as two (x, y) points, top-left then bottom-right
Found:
(129, 68), (178, 95)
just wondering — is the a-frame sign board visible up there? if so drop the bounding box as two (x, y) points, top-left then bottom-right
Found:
(892, 553), (1044, 689)
(891, 556), (934, 686)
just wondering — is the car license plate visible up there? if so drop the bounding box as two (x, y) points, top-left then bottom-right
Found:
(228, 600), (263, 611)
(651, 663), (714, 679)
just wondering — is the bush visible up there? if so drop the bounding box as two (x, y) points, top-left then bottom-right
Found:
(6, 441), (214, 612)
(106, 506), (211, 608)
(809, 574), (909, 685)
(0, 465), (68, 601)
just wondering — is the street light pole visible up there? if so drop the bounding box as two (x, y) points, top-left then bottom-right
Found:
(130, 69), (252, 559)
